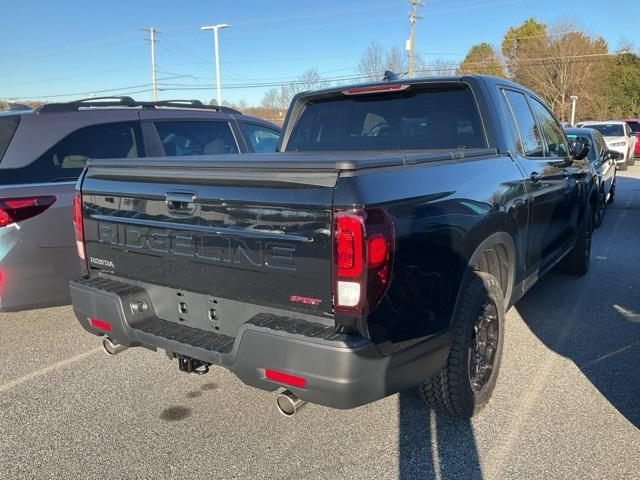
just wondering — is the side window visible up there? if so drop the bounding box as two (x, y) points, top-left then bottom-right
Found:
(529, 98), (569, 158)
(502, 90), (544, 157)
(155, 121), (238, 156)
(0, 114), (21, 163)
(239, 123), (280, 153)
(595, 133), (607, 157)
(0, 121), (143, 185)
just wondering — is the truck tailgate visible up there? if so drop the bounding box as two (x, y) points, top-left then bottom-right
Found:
(80, 160), (338, 316)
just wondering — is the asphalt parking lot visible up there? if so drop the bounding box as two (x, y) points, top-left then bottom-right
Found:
(1, 169), (639, 480)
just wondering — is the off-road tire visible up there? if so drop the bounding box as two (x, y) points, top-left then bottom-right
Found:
(418, 272), (505, 418)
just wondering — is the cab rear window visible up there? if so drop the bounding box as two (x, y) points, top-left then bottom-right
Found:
(287, 84), (486, 152)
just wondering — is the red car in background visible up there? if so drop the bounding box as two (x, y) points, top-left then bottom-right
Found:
(622, 118), (640, 157)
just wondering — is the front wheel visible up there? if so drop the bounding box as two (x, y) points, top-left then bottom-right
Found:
(418, 271), (505, 418)
(627, 151), (635, 166)
(619, 162), (628, 171)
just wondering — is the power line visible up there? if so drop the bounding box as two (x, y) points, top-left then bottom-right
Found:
(11, 51), (636, 102)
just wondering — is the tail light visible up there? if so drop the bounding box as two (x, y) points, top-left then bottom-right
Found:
(72, 192), (87, 263)
(333, 207), (394, 315)
(0, 196), (56, 227)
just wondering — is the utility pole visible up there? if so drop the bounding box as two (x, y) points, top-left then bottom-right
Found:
(406, 0), (425, 78)
(141, 27), (159, 101)
(570, 96), (579, 126)
(201, 23), (230, 106)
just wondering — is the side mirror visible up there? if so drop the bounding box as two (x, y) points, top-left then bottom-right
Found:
(570, 136), (591, 160)
(606, 150), (622, 160)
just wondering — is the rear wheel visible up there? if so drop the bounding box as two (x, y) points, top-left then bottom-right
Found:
(607, 180), (616, 204)
(594, 188), (605, 228)
(561, 203), (593, 276)
(418, 272), (504, 418)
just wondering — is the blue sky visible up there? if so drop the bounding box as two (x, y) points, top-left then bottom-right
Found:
(1, 0), (638, 106)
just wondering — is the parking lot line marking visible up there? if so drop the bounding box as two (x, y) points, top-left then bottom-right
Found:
(0, 346), (102, 394)
(613, 304), (640, 323)
(580, 340), (640, 370)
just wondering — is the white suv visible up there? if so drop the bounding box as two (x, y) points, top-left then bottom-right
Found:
(577, 121), (637, 170)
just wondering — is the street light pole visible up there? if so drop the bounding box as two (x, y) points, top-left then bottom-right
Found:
(570, 95), (579, 126)
(200, 23), (229, 106)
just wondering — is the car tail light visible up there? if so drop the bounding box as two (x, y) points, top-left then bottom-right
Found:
(72, 191), (86, 262)
(265, 369), (306, 388)
(0, 196), (56, 227)
(333, 208), (394, 315)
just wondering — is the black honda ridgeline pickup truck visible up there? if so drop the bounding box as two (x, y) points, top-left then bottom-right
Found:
(70, 75), (595, 418)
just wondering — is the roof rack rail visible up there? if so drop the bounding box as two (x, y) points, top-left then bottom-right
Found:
(39, 96), (136, 112)
(148, 99), (241, 114)
(38, 97), (241, 114)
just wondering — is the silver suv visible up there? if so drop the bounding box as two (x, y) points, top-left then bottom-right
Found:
(0, 97), (280, 311)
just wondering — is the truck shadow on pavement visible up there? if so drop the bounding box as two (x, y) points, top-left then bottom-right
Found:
(515, 174), (640, 429)
(395, 173), (640, 478)
(398, 390), (483, 480)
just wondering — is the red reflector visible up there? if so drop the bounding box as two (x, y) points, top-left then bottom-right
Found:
(265, 369), (306, 388)
(89, 317), (112, 332)
(343, 84), (410, 95)
(367, 234), (388, 267)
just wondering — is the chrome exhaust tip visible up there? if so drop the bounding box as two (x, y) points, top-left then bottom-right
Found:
(102, 337), (129, 356)
(276, 390), (306, 417)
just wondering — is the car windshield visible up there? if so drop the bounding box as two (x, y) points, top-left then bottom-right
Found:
(587, 124), (625, 137)
(287, 84), (487, 151)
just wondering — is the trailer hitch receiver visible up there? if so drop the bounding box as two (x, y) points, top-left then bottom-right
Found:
(177, 355), (210, 375)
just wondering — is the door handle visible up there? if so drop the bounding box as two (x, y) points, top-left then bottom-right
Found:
(530, 172), (542, 183)
(165, 191), (197, 214)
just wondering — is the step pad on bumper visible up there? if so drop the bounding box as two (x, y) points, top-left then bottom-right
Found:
(132, 317), (235, 354)
(248, 313), (351, 342)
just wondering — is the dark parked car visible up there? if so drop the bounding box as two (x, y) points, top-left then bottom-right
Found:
(566, 127), (618, 227)
(70, 76), (596, 419)
(0, 98), (279, 311)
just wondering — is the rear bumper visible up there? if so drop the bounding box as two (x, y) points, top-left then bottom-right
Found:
(70, 277), (450, 409)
